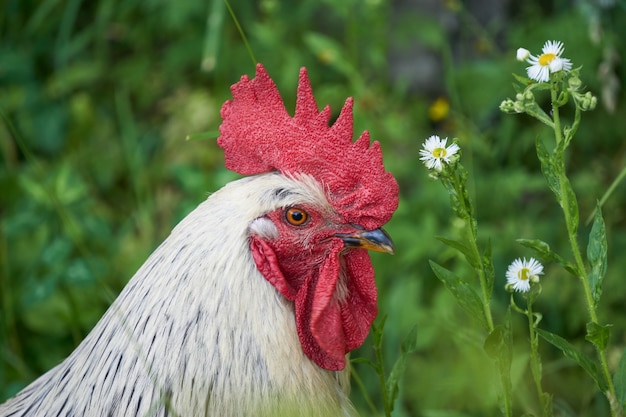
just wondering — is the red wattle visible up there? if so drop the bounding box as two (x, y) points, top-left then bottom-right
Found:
(251, 236), (378, 371)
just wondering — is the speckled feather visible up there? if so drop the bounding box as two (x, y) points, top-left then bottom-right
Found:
(0, 174), (358, 417)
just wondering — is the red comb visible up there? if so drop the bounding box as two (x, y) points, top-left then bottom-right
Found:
(218, 63), (398, 230)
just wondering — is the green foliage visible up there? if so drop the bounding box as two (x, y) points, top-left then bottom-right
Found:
(537, 328), (605, 392)
(586, 322), (611, 352)
(498, 35), (624, 416)
(429, 261), (487, 330)
(484, 312), (514, 416)
(386, 324), (419, 409)
(615, 348), (626, 412)
(535, 136), (581, 238)
(587, 204), (608, 308)
(516, 238), (577, 275)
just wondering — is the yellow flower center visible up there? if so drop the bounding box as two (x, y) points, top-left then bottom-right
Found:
(538, 53), (556, 66)
(517, 268), (530, 281)
(433, 147), (447, 158)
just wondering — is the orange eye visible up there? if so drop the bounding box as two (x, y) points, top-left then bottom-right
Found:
(285, 207), (309, 226)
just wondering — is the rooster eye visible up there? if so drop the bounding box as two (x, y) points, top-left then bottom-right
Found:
(285, 207), (309, 226)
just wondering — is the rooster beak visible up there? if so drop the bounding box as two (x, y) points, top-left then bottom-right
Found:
(336, 228), (395, 255)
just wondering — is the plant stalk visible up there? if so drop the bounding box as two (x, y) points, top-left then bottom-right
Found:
(550, 86), (619, 416)
(527, 299), (553, 417)
(452, 171), (495, 332)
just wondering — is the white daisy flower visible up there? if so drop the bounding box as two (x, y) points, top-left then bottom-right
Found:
(506, 257), (544, 293)
(523, 40), (573, 82)
(419, 135), (460, 171)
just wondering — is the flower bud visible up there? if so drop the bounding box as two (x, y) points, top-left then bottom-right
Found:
(516, 48), (531, 62)
(499, 99), (516, 113)
(524, 90), (534, 101)
(568, 76), (582, 90)
(577, 91), (598, 111)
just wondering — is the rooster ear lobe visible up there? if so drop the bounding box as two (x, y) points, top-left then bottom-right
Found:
(250, 236), (297, 300)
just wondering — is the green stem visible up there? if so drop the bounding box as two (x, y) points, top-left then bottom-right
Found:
(373, 335), (392, 417)
(224, 0), (257, 66)
(550, 86), (564, 146)
(559, 162), (618, 417)
(586, 163), (626, 225)
(527, 300), (552, 417)
(350, 366), (379, 416)
(475, 246), (495, 332)
(449, 170), (510, 415)
(551, 86), (619, 416)
(472, 240), (495, 332)
(453, 172), (495, 332)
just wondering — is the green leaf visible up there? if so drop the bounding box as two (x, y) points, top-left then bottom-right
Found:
(386, 325), (419, 409)
(440, 167), (472, 224)
(484, 325), (508, 359)
(512, 72), (532, 86)
(585, 322), (611, 351)
(535, 137), (561, 199)
(516, 238), (578, 275)
(457, 165), (475, 228)
(537, 328), (606, 391)
(429, 261), (487, 329)
(484, 308), (513, 412)
(401, 323), (420, 353)
(587, 203), (607, 307)
(351, 357), (377, 370)
(370, 315), (386, 348)
(614, 346), (626, 412)
(535, 136), (580, 235)
(18, 175), (51, 205)
(435, 236), (480, 269)
(484, 309), (512, 364)
(561, 174), (580, 235)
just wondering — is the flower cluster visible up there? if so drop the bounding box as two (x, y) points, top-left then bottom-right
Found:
(501, 40), (597, 118)
(499, 90), (535, 114)
(419, 135), (460, 172)
(517, 40), (572, 82)
(506, 257), (544, 293)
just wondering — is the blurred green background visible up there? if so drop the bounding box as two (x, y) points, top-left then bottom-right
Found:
(1, 0), (625, 416)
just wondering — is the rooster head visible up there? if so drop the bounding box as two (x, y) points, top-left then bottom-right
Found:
(218, 64), (399, 371)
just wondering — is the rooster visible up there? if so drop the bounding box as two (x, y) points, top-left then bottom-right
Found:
(0, 64), (399, 417)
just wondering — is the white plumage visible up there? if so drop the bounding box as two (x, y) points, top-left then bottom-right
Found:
(0, 173), (357, 417)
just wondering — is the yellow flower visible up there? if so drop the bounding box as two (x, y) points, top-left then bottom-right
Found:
(428, 97), (450, 122)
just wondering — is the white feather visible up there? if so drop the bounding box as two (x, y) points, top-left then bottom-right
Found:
(249, 217), (279, 240)
(0, 172), (358, 417)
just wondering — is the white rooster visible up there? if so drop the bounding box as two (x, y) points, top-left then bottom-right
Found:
(0, 64), (399, 417)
